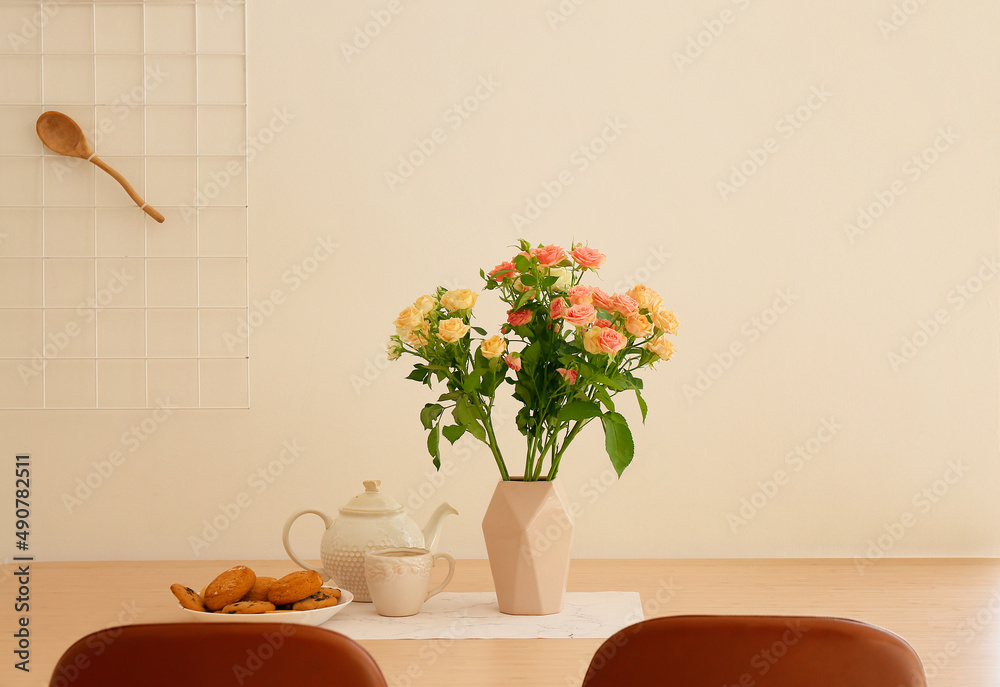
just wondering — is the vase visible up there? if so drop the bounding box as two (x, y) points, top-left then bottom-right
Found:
(481, 478), (574, 615)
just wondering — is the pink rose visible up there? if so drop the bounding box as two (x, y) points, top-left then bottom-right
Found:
(564, 303), (597, 328)
(567, 285), (593, 306)
(550, 297), (569, 320)
(595, 327), (627, 354)
(570, 245), (606, 269)
(595, 318), (612, 328)
(505, 354), (522, 371)
(533, 244), (567, 267)
(591, 287), (614, 312)
(489, 261), (516, 282)
(507, 308), (533, 327)
(557, 368), (578, 385)
(612, 293), (638, 316)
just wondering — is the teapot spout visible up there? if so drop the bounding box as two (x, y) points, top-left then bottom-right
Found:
(422, 502), (458, 552)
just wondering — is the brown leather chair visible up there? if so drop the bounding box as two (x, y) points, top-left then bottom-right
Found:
(49, 623), (388, 687)
(582, 615), (926, 687)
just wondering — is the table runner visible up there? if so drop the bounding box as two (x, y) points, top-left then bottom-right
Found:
(325, 591), (643, 639)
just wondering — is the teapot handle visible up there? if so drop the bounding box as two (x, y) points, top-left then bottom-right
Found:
(281, 509), (334, 582)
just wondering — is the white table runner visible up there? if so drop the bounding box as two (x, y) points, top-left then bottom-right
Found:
(324, 591), (643, 640)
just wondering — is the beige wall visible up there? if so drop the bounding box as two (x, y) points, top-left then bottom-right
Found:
(3, 1), (998, 562)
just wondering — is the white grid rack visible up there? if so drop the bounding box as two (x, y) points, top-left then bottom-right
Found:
(0, 0), (249, 409)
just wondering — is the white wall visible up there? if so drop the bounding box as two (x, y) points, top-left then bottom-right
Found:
(3, 1), (999, 562)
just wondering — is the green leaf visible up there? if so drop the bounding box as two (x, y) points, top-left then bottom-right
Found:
(519, 274), (537, 287)
(541, 275), (559, 288)
(634, 388), (648, 423)
(406, 367), (429, 383)
(594, 387), (616, 412)
(465, 420), (487, 442)
(420, 403), (444, 430)
(437, 390), (462, 402)
(463, 374), (480, 393)
(442, 424), (466, 444)
(427, 422), (441, 469)
(514, 254), (531, 272)
(472, 326), (487, 336)
(601, 412), (634, 477)
(558, 400), (603, 422)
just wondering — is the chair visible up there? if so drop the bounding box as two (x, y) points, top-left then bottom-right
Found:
(581, 615), (926, 687)
(49, 623), (388, 687)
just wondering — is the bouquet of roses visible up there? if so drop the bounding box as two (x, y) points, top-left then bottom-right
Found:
(388, 239), (677, 481)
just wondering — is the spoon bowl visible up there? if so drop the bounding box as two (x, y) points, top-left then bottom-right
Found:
(36, 111), (164, 223)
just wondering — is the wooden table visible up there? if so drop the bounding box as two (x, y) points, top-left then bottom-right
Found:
(3, 558), (999, 686)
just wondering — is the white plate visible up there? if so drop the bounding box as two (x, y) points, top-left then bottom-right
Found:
(179, 590), (353, 626)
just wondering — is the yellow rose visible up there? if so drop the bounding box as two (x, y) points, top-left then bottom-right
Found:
(441, 289), (478, 312)
(646, 336), (676, 361)
(652, 309), (678, 335)
(404, 329), (429, 348)
(393, 305), (423, 335)
(625, 313), (653, 338)
(627, 284), (663, 312)
(437, 317), (471, 343)
(480, 335), (507, 359)
(414, 295), (436, 315)
(582, 327), (603, 354)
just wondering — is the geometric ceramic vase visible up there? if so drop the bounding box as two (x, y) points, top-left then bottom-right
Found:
(482, 478), (574, 615)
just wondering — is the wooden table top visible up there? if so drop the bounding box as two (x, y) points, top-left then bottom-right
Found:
(3, 558), (999, 686)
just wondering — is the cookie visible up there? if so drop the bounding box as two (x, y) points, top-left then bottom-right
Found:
(204, 565), (257, 611)
(221, 600), (275, 614)
(241, 576), (276, 602)
(170, 584), (207, 612)
(267, 570), (323, 605)
(292, 587), (342, 611)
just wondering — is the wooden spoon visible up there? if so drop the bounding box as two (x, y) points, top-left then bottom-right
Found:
(36, 111), (165, 223)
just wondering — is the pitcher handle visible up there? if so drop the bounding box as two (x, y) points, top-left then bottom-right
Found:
(425, 553), (456, 600)
(281, 509), (334, 582)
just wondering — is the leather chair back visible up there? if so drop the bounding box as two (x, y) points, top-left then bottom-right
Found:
(582, 615), (925, 687)
(49, 622), (388, 687)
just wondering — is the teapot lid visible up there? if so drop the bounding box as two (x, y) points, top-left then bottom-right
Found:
(341, 480), (403, 513)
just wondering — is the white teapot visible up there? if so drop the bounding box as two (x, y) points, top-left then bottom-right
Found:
(282, 480), (458, 602)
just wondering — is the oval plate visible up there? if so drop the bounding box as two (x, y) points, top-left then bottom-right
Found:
(180, 590), (353, 626)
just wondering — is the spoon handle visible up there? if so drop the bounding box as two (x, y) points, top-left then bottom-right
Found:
(90, 155), (166, 223)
